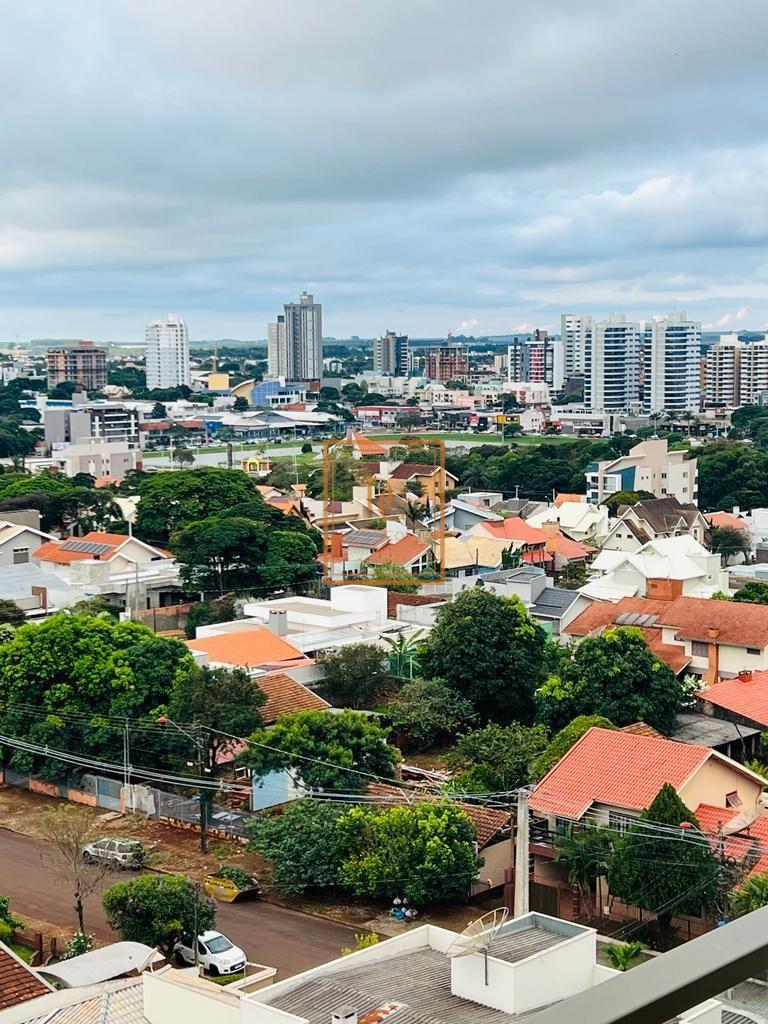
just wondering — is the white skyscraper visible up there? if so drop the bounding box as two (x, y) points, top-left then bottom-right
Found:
(145, 314), (190, 390)
(643, 313), (701, 413)
(267, 315), (287, 377)
(583, 314), (641, 412)
(283, 291), (322, 380)
(705, 334), (741, 407)
(739, 336), (768, 405)
(561, 314), (591, 378)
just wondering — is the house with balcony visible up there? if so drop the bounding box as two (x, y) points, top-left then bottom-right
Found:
(584, 438), (698, 505)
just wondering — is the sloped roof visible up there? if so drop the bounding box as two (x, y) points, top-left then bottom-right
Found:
(366, 533), (430, 567)
(439, 536), (515, 570)
(477, 518), (548, 545)
(641, 627), (693, 675)
(344, 529), (389, 549)
(692, 803), (756, 862)
(18, 978), (144, 1024)
(257, 671), (329, 723)
(705, 511), (748, 531)
(696, 671), (768, 727)
(185, 627), (311, 670)
(565, 597), (670, 637)
(529, 727), (711, 819)
(542, 528), (595, 561)
(657, 596), (768, 648)
(388, 463), (457, 482)
(0, 942), (51, 1010)
(350, 431), (387, 457)
(366, 783), (509, 848)
(33, 532), (172, 565)
(629, 496), (703, 534)
(554, 493), (585, 507)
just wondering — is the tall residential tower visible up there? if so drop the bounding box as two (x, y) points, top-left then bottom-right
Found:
(283, 291), (322, 380)
(145, 314), (190, 390)
(373, 331), (408, 375)
(643, 313), (701, 414)
(583, 314), (641, 412)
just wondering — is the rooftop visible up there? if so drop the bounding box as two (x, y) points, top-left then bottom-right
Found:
(476, 518), (548, 545)
(366, 534), (430, 567)
(257, 671), (329, 724)
(696, 671), (768, 727)
(185, 627), (312, 671)
(16, 977), (143, 1024)
(0, 941), (51, 1011)
(365, 783), (509, 848)
(657, 596), (768, 648)
(565, 597), (671, 637)
(673, 711), (761, 748)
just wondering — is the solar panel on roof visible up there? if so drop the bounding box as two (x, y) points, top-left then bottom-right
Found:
(615, 612), (631, 624)
(60, 540), (113, 555)
(623, 612), (640, 625)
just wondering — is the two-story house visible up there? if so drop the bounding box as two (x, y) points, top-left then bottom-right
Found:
(601, 496), (709, 554)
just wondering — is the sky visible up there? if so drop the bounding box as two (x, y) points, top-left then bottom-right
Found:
(3, 1), (768, 341)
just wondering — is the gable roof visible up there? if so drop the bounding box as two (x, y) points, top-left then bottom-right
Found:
(185, 627), (311, 671)
(627, 496), (704, 535)
(0, 521), (53, 548)
(554, 493), (585, 507)
(33, 532), (173, 565)
(366, 533), (430, 567)
(542, 528), (595, 561)
(705, 510), (748, 531)
(366, 783), (509, 848)
(388, 463), (458, 482)
(349, 431), (387, 457)
(344, 529), (389, 549)
(696, 671), (768, 727)
(476, 517), (548, 545)
(0, 941), (52, 1010)
(257, 671), (329, 723)
(439, 536), (515, 570)
(656, 596), (768, 648)
(565, 597), (670, 637)
(529, 726), (712, 819)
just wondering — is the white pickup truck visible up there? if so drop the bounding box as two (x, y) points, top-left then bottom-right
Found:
(174, 931), (246, 976)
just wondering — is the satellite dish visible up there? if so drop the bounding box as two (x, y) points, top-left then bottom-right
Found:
(446, 908), (509, 986)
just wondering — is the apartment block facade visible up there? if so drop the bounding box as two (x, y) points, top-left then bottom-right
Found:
(46, 341), (107, 391)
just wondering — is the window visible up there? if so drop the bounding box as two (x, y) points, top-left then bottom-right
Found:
(609, 812), (635, 834)
(726, 791), (742, 809)
(747, 647), (760, 656)
(12, 547), (29, 564)
(691, 640), (709, 657)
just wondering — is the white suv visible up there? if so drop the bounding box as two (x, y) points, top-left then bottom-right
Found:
(82, 838), (145, 869)
(174, 931), (246, 976)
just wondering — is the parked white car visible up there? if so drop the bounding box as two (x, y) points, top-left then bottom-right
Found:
(174, 931), (246, 976)
(82, 838), (145, 869)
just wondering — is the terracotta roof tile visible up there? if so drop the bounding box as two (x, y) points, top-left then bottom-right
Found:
(696, 671), (768, 727)
(621, 722), (666, 739)
(257, 671), (329, 724)
(656, 596), (768, 648)
(0, 943), (51, 1010)
(705, 511), (747, 531)
(185, 627), (312, 671)
(366, 783), (509, 848)
(388, 463), (457, 482)
(529, 727), (711, 820)
(366, 534), (430, 567)
(350, 431), (387, 457)
(478, 518), (548, 545)
(554, 493), (585, 507)
(565, 597), (671, 637)
(641, 627), (692, 674)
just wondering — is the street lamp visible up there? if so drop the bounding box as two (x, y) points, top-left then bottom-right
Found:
(157, 716), (211, 853)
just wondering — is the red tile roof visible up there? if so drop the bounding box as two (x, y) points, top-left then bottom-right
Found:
(0, 942), (51, 1010)
(543, 530), (595, 561)
(257, 671), (329, 723)
(33, 532), (171, 565)
(388, 463), (457, 482)
(386, 592), (447, 618)
(185, 627), (312, 671)
(641, 627), (692, 675)
(566, 597), (670, 637)
(349, 431), (387, 457)
(366, 534), (430, 567)
(479, 518), (548, 545)
(693, 803), (756, 862)
(529, 727), (711, 820)
(696, 671), (768, 727)
(621, 722), (666, 739)
(554, 493), (585, 507)
(366, 783), (509, 848)
(705, 511), (747, 531)
(656, 596), (768, 648)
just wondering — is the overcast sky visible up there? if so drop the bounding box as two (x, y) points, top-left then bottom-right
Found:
(3, 1), (768, 341)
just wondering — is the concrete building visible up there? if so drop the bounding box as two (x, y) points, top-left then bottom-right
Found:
(705, 333), (741, 407)
(583, 315), (641, 412)
(644, 312), (701, 413)
(508, 332), (564, 390)
(424, 342), (469, 381)
(584, 438), (698, 505)
(46, 341), (107, 391)
(145, 314), (190, 390)
(560, 313), (591, 377)
(44, 403), (140, 447)
(739, 335), (768, 405)
(266, 315), (287, 377)
(48, 439), (140, 481)
(373, 330), (408, 375)
(283, 291), (322, 380)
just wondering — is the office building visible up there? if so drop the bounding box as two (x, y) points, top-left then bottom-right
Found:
(705, 333), (741, 407)
(583, 314), (641, 412)
(283, 291), (322, 380)
(266, 315), (286, 377)
(145, 314), (190, 390)
(44, 403), (140, 447)
(46, 341), (107, 391)
(561, 313), (591, 377)
(373, 330), (408, 375)
(740, 335), (768, 405)
(643, 312), (701, 413)
(424, 342), (469, 381)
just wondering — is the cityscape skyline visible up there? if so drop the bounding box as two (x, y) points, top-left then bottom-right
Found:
(2, 2), (768, 340)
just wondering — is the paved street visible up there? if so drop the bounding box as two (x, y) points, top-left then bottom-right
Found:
(0, 829), (356, 978)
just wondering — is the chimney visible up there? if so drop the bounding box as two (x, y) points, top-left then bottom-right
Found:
(739, 669), (753, 682)
(268, 609), (288, 637)
(331, 532), (344, 559)
(332, 1008), (358, 1024)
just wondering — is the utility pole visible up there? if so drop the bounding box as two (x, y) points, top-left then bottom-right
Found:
(514, 788), (530, 917)
(198, 724), (208, 855)
(193, 881), (200, 968)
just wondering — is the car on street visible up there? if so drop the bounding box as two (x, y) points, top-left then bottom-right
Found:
(174, 930), (246, 976)
(82, 837), (145, 869)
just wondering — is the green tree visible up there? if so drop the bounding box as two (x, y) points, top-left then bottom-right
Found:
(0, 600), (24, 628)
(0, 614), (194, 779)
(301, 442), (313, 454)
(247, 800), (353, 894)
(602, 490), (656, 515)
(241, 709), (399, 791)
(730, 870), (768, 918)
(168, 666), (265, 772)
(603, 941), (647, 971)
(135, 468), (262, 545)
(339, 803), (481, 903)
(320, 644), (390, 709)
(536, 627), (683, 735)
(447, 722), (548, 791)
(0, 894), (22, 934)
(382, 630), (426, 678)
(530, 716), (617, 781)
(419, 588), (548, 723)
(386, 677), (477, 752)
(184, 595), (238, 639)
(368, 562), (420, 594)
(173, 516), (269, 593)
(608, 784), (718, 950)
(734, 581), (768, 605)
(150, 402), (167, 418)
(395, 409), (422, 433)
(174, 448), (195, 468)
(233, 396), (249, 411)
(103, 875), (215, 959)
(710, 525), (749, 564)
(555, 824), (614, 921)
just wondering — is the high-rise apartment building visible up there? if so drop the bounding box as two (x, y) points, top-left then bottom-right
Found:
(583, 314), (641, 412)
(705, 334), (741, 407)
(739, 336), (768, 405)
(507, 331), (564, 390)
(507, 337), (527, 382)
(145, 314), (190, 390)
(46, 341), (107, 391)
(373, 330), (408, 375)
(424, 342), (469, 381)
(267, 315), (287, 377)
(561, 314), (591, 377)
(283, 291), (322, 380)
(643, 313), (701, 413)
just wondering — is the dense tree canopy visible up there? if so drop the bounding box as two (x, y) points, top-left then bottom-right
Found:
(320, 643), (390, 709)
(734, 581), (768, 605)
(709, 525), (750, 563)
(536, 627), (684, 735)
(696, 441), (768, 510)
(103, 874), (215, 958)
(419, 588), (548, 722)
(386, 677), (477, 751)
(0, 614), (195, 778)
(241, 709), (399, 790)
(447, 722), (548, 791)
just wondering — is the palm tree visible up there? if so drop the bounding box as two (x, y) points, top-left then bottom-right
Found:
(406, 501), (423, 530)
(555, 824), (613, 922)
(680, 410), (695, 436)
(604, 941), (647, 971)
(461, 463), (491, 491)
(730, 870), (768, 917)
(382, 630), (425, 678)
